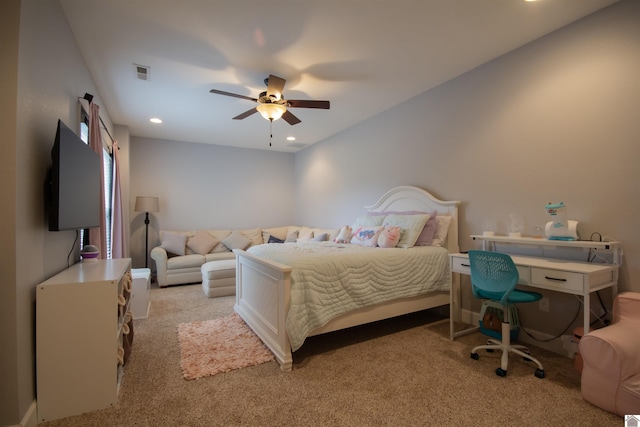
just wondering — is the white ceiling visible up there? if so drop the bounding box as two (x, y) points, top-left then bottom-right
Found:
(59, 0), (617, 152)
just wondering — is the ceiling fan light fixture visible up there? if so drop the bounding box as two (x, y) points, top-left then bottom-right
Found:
(256, 103), (286, 121)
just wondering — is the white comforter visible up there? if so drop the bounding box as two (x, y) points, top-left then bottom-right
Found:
(247, 242), (451, 351)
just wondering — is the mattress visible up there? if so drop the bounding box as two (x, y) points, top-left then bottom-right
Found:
(247, 242), (451, 351)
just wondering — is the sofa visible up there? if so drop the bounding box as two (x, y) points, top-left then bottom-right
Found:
(150, 226), (340, 288)
(580, 292), (640, 416)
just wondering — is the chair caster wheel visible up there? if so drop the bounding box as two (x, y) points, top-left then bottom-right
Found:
(495, 368), (507, 377)
(470, 352), (479, 360)
(535, 369), (545, 379)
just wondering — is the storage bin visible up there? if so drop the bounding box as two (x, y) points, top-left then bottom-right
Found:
(478, 300), (520, 341)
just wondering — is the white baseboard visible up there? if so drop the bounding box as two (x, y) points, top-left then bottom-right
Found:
(461, 309), (576, 358)
(14, 400), (37, 427)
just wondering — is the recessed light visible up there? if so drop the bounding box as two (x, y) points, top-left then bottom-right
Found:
(286, 136), (296, 141)
(150, 118), (162, 124)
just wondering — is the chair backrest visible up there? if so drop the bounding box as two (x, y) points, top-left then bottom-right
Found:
(468, 250), (519, 306)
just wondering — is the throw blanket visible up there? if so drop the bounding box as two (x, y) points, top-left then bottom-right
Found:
(247, 242), (451, 351)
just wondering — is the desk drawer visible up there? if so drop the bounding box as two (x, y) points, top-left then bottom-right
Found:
(451, 256), (471, 274)
(531, 268), (583, 292)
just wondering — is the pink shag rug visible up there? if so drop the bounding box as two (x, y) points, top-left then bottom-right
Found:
(177, 313), (274, 380)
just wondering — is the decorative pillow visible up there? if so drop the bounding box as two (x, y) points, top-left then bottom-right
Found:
(262, 226), (289, 243)
(335, 225), (353, 243)
(221, 230), (252, 251)
(285, 229), (299, 243)
(312, 233), (328, 242)
(382, 214), (431, 248)
(160, 231), (187, 256)
(268, 235), (285, 244)
(414, 211), (438, 246)
(378, 226), (401, 248)
(431, 216), (453, 247)
(296, 236), (312, 244)
(350, 226), (384, 247)
(208, 230), (232, 253)
(298, 227), (314, 241)
(239, 227), (263, 247)
(187, 230), (219, 255)
(351, 215), (385, 230)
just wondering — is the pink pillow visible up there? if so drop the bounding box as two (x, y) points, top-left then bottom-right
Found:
(378, 226), (401, 248)
(414, 211), (438, 246)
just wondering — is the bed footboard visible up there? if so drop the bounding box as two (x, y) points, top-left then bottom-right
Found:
(233, 249), (294, 371)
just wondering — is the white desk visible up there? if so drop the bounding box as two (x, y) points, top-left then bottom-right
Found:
(449, 252), (619, 340)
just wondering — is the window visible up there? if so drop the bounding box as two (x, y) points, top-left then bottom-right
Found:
(79, 104), (113, 259)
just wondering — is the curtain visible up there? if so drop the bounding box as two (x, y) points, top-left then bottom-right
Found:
(111, 140), (127, 258)
(88, 102), (107, 258)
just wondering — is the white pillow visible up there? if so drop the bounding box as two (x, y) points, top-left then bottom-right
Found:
(285, 229), (299, 243)
(221, 230), (252, 251)
(160, 231), (187, 256)
(431, 216), (453, 247)
(382, 214), (431, 248)
(187, 230), (218, 255)
(351, 226), (384, 247)
(351, 215), (385, 230)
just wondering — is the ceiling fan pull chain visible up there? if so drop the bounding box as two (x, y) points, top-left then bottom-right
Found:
(269, 118), (273, 147)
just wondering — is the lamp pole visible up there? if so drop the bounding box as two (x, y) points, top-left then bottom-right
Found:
(134, 196), (159, 270)
(143, 211), (150, 268)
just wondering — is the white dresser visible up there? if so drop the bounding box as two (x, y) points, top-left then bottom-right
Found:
(36, 258), (132, 422)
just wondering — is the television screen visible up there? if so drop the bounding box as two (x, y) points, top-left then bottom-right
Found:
(48, 119), (101, 231)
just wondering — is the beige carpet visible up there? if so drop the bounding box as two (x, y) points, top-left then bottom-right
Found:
(177, 313), (274, 380)
(39, 283), (621, 427)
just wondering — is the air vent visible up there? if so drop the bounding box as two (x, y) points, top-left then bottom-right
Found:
(134, 64), (150, 81)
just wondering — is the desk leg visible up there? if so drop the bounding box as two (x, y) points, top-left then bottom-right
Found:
(583, 292), (590, 335)
(449, 272), (479, 340)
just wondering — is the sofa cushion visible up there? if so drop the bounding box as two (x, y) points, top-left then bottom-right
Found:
(187, 230), (219, 255)
(167, 254), (205, 269)
(204, 252), (235, 263)
(160, 231), (188, 256)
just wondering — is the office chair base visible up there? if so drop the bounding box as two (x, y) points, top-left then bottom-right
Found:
(470, 340), (545, 379)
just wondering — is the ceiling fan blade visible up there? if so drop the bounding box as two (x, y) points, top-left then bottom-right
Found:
(287, 99), (330, 109)
(266, 75), (286, 100)
(232, 108), (258, 120)
(282, 110), (301, 125)
(209, 89), (257, 102)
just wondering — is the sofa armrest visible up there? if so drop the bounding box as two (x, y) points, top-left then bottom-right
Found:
(150, 247), (168, 287)
(614, 292), (640, 323)
(580, 322), (640, 413)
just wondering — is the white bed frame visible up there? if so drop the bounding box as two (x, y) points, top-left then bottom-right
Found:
(234, 186), (460, 371)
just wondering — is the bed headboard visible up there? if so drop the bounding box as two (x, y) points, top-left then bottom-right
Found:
(365, 186), (460, 253)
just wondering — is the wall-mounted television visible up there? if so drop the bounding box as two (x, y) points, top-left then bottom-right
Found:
(47, 119), (101, 231)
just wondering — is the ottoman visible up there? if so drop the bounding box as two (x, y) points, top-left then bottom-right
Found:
(201, 259), (236, 298)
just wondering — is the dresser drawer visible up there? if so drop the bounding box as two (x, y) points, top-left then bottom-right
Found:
(530, 268), (583, 292)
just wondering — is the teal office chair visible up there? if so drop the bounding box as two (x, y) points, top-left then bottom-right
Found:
(468, 250), (545, 378)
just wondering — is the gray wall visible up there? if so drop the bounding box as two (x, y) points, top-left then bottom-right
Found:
(294, 1), (639, 334)
(3, 0), (114, 424)
(129, 137), (295, 268)
(4, 1), (638, 425)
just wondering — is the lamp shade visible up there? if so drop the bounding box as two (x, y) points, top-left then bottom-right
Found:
(134, 196), (159, 213)
(256, 103), (286, 121)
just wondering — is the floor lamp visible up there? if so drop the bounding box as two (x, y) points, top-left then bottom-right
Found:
(134, 196), (160, 268)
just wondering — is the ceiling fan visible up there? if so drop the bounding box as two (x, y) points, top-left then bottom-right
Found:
(209, 74), (330, 125)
